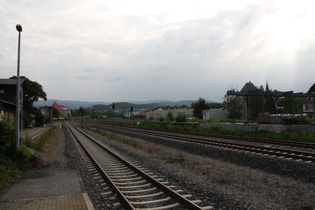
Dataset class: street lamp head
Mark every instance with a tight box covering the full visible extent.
[16,24,22,32]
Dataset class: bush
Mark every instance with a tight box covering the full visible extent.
[0,118,37,192]
[0,118,15,156]
[175,112,187,122]
[14,145,33,170]
[166,111,174,122]
[0,164,21,192]
[297,116,310,124]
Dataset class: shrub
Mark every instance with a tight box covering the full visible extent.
[297,116,310,124]
[14,145,33,170]
[0,118,15,156]
[175,112,187,122]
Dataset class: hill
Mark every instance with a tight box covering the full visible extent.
[34,99,110,110]
[34,99,215,110]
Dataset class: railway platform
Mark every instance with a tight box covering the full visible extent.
[0,123,94,210]
[0,169,94,210]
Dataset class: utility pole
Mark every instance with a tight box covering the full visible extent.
[15,24,22,149]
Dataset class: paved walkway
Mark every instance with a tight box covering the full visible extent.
[0,194,90,210]
[0,169,94,210]
[20,123,59,139]
[0,123,94,210]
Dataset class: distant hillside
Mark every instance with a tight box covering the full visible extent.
[34,99,110,110]
[34,99,215,110]
[89,102,161,112]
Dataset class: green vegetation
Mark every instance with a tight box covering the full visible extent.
[0,119,30,192]
[191,98,209,119]
[86,118,315,143]
[166,111,174,122]
[0,118,55,193]
[175,112,187,122]
[24,127,56,151]
[10,76,47,127]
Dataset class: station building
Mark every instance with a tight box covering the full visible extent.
[52,101,71,120]
[0,78,26,128]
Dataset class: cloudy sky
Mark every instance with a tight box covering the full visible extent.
[1,0,315,103]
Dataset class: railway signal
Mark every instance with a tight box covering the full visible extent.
[79,107,83,116]
[79,107,83,128]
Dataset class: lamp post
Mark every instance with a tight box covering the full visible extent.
[15,24,22,149]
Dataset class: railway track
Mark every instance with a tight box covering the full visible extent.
[84,123,315,163]
[66,123,212,210]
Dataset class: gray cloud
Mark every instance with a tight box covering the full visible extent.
[1,1,315,102]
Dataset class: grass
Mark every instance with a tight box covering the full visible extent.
[84,118,315,143]
[23,127,56,151]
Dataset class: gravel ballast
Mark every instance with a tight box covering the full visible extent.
[63,124,315,209]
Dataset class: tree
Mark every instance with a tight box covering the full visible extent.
[208,103,223,109]
[248,96,261,121]
[175,112,187,122]
[165,111,174,122]
[223,93,243,119]
[277,97,302,114]
[10,76,47,126]
[10,76,47,110]
[191,98,210,119]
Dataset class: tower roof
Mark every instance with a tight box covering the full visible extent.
[307,83,315,93]
[240,81,258,92]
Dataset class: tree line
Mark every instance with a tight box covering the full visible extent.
[0,76,306,125]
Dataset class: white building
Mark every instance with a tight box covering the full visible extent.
[203,109,228,120]
[146,108,193,120]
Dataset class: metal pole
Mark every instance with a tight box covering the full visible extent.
[15,24,22,150]
[261,93,265,123]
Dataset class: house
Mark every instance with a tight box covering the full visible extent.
[146,108,193,120]
[240,81,259,121]
[51,101,71,120]
[203,108,228,120]
[303,83,315,116]
[124,109,143,118]
[0,79,26,128]
[135,107,159,118]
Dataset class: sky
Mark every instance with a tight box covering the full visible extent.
[1,0,315,103]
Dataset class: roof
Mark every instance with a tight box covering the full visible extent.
[240,81,258,92]
[0,79,25,85]
[307,83,315,93]
[52,102,71,111]
[0,99,16,106]
[136,107,159,116]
